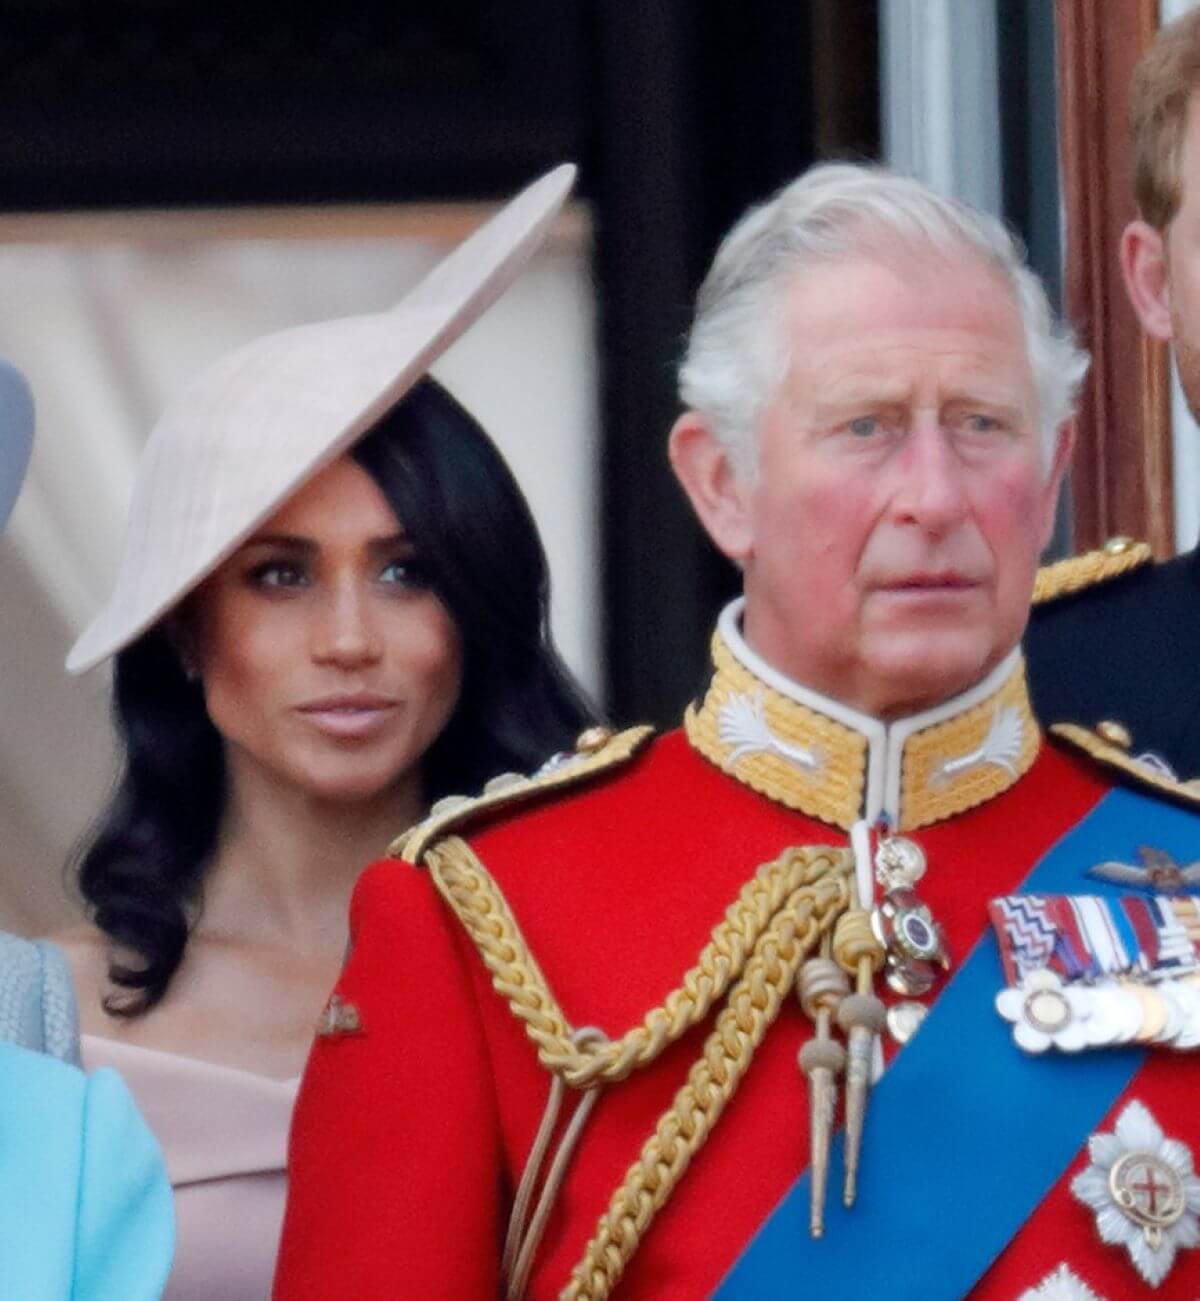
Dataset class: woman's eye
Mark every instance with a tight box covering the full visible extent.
[250,561,307,589]
[379,557,428,588]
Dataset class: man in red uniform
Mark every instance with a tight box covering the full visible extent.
[276,165,1200,1300]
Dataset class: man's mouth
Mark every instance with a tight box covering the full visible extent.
[878,572,981,591]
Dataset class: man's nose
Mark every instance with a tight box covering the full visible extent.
[888,416,971,536]
[311,582,382,668]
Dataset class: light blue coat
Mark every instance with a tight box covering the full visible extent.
[0,1041,174,1299]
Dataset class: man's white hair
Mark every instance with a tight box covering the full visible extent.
[678,163,1089,476]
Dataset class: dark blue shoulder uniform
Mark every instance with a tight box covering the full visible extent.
[1025,538,1200,778]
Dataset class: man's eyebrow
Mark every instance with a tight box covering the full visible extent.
[810,378,912,408]
[940,382,1029,410]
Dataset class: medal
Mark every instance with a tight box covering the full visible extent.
[1084,982,1143,1047]
[871,831,951,996]
[1071,1100,1200,1287]
[995,969,1097,1052]
[874,835,927,886]
[885,1000,927,1045]
[990,892,1200,1052]
[1167,976,1200,1049]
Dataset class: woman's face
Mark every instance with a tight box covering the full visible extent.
[188,455,463,804]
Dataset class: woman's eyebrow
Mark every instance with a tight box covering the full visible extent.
[367,532,411,553]
[238,530,411,556]
[238,534,317,553]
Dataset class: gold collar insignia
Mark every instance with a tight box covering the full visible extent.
[684,601,1039,832]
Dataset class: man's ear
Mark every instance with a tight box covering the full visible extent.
[1120,219,1173,340]
[667,411,755,562]
[1038,419,1076,552]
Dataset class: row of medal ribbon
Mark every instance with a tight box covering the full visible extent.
[990,893,1200,1053]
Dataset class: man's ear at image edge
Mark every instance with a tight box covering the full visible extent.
[1121,219,1174,341]
[668,411,755,562]
[1039,419,1076,553]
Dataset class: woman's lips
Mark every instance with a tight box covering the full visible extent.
[295,695,399,740]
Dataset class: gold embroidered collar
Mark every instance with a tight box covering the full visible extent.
[684,600,1039,832]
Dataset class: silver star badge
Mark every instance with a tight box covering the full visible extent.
[1071,1100,1200,1287]
[1017,1263,1102,1301]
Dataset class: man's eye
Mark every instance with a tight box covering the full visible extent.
[961,412,1003,433]
[251,562,307,589]
[848,416,881,438]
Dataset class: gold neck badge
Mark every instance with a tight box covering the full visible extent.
[684,601,1039,833]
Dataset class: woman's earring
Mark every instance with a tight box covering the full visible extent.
[167,614,202,684]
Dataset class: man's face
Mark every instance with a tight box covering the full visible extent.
[733,253,1062,718]
[1165,94,1200,414]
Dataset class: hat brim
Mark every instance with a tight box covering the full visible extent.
[67,163,576,674]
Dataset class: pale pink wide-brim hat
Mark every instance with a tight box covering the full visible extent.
[67,164,576,674]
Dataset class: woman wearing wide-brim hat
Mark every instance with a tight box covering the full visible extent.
[0,358,175,1300]
[34,165,594,1298]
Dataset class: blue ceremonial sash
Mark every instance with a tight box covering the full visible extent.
[717,787,1200,1300]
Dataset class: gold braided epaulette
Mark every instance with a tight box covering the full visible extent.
[391,724,656,865]
[1032,536,1152,605]
[1049,721,1200,810]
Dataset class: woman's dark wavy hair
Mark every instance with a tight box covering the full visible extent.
[75,377,596,1015]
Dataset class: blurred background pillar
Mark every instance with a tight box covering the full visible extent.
[1056,0,1174,556]
[881,0,1002,216]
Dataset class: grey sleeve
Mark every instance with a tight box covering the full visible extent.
[0,932,81,1065]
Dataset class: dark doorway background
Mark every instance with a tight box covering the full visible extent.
[0,0,881,728]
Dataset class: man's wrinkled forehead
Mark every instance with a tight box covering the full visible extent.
[802,365,1034,420]
[776,249,1034,383]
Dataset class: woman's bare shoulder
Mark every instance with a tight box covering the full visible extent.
[50,921,104,957]
[48,924,109,1001]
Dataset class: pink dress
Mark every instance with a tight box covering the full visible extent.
[80,1035,298,1299]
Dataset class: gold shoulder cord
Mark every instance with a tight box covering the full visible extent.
[425,833,853,1299]
[1050,723,1200,808]
[1032,537,1152,606]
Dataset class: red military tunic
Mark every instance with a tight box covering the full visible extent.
[276,613,1200,1300]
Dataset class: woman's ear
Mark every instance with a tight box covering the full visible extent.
[164,611,202,683]
[1121,219,1173,340]
[667,412,755,562]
